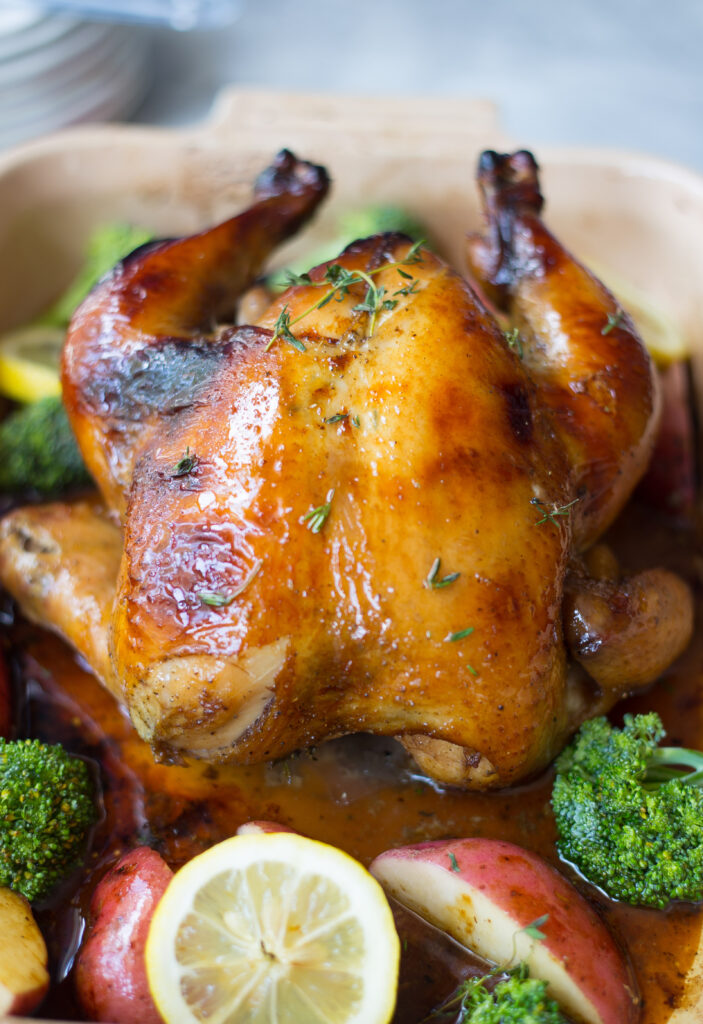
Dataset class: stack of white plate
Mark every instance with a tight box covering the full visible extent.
[0,4,151,149]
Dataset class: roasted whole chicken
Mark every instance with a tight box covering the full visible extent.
[0,149,693,787]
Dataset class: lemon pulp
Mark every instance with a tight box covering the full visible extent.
[146,833,399,1024]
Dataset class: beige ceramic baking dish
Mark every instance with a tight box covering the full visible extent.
[1,88,702,1023]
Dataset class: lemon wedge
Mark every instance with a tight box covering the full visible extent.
[586,258,688,366]
[145,832,400,1024]
[0,324,64,403]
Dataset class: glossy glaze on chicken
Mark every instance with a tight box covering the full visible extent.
[0,148,693,788]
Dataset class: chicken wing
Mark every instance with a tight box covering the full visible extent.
[0,149,692,789]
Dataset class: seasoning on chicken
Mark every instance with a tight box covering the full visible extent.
[0,149,692,788]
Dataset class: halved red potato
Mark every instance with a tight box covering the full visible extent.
[370,838,637,1024]
[0,887,49,1016]
[75,846,172,1023]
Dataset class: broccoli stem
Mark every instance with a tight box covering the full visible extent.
[645,747,703,788]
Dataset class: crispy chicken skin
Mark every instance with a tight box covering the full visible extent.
[62,149,330,518]
[0,149,693,788]
[467,150,661,549]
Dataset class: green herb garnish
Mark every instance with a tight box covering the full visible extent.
[446,627,475,643]
[531,496,579,526]
[198,559,263,607]
[601,309,625,335]
[504,326,523,358]
[425,557,461,590]
[266,241,424,351]
[171,446,197,478]
[303,489,335,534]
[520,914,549,941]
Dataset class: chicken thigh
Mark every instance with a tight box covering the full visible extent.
[0,149,692,788]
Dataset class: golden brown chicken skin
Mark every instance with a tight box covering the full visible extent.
[0,148,691,790]
[111,235,575,784]
[62,150,330,518]
[467,150,660,549]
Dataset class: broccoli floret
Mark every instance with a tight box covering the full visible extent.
[336,204,429,244]
[39,221,153,329]
[428,964,566,1023]
[0,395,91,496]
[0,738,97,903]
[552,713,703,908]
[268,203,431,292]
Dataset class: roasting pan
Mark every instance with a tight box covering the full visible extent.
[0,87,702,1024]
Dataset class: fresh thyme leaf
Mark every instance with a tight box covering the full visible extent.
[199,591,234,607]
[198,559,263,607]
[425,557,461,589]
[466,664,478,677]
[446,627,475,643]
[393,278,420,298]
[403,239,425,264]
[269,243,426,352]
[170,446,197,477]
[504,326,523,358]
[352,285,378,315]
[601,309,625,335]
[284,269,313,287]
[448,851,460,873]
[325,413,348,424]
[531,496,580,526]
[520,913,549,941]
[266,306,307,353]
[397,268,412,279]
[352,415,361,427]
[303,489,335,534]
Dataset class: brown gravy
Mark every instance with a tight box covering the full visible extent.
[9,499,703,1024]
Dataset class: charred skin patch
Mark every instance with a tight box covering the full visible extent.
[500,380,533,443]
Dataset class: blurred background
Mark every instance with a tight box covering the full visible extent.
[0,0,702,169]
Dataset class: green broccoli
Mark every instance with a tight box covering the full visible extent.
[425,964,566,1023]
[0,395,92,495]
[268,203,431,292]
[0,738,97,903]
[552,713,703,908]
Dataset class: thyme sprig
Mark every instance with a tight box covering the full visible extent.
[425,557,461,589]
[446,627,474,643]
[303,489,335,534]
[504,327,523,358]
[198,559,263,608]
[266,240,424,351]
[531,496,579,526]
[520,913,549,941]
[601,309,625,335]
[170,446,197,477]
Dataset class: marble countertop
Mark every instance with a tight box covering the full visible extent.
[133,0,703,174]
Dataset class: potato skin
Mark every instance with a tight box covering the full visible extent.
[75,847,172,1024]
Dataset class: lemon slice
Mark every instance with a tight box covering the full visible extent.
[586,258,688,366]
[145,832,400,1024]
[0,324,64,403]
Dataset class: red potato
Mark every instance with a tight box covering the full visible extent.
[0,887,49,1016]
[370,838,637,1024]
[75,847,173,1024]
